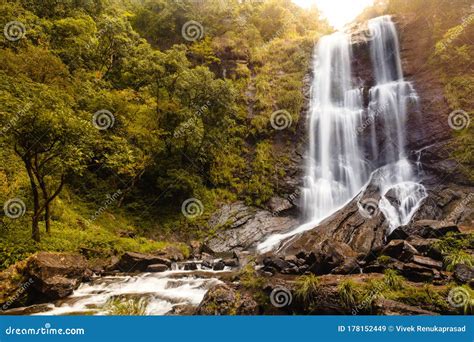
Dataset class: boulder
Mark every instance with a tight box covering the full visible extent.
[410,255,443,270]
[405,236,442,260]
[25,252,87,301]
[397,220,460,239]
[402,263,435,282]
[266,196,293,214]
[183,262,198,271]
[283,178,388,261]
[303,239,360,275]
[223,259,238,267]
[212,260,226,271]
[372,298,438,315]
[381,240,419,262]
[195,284,259,315]
[114,252,171,272]
[453,264,474,284]
[205,202,298,253]
[145,264,168,273]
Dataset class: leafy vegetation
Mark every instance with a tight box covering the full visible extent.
[105,297,149,315]
[0,0,329,268]
[294,274,319,305]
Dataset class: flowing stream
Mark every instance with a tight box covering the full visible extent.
[258,16,426,253]
[4,264,228,316]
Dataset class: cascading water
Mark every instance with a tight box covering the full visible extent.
[258,15,426,253]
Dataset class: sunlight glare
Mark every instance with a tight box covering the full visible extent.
[292,0,375,29]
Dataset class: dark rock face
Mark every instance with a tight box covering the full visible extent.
[372,298,438,315]
[282,178,388,262]
[212,260,226,271]
[25,252,87,301]
[391,220,460,239]
[206,201,299,253]
[453,264,474,284]
[114,252,171,272]
[381,240,419,262]
[145,264,168,273]
[195,283,259,315]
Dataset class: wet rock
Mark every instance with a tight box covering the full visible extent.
[305,239,360,275]
[402,262,435,282]
[212,260,226,271]
[410,255,443,270]
[115,252,171,272]
[195,284,259,315]
[263,257,293,273]
[266,196,293,214]
[183,262,198,271]
[405,236,442,260]
[156,246,185,262]
[283,178,388,261]
[381,240,419,262]
[453,264,474,284]
[223,259,238,267]
[25,252,87,301]
[372,298,438,315]
[145,264,168,273]
[397,220,460,239]
[233,251,252,268]
[205,201,298,253]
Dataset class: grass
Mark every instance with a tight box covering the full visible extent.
[443,250,474,271]
[0,195,190,270]
[383,269,405,291]
[105,297,148,315]
[338,280,359,308]
[294,274,320,304]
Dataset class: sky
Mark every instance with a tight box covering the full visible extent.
[292,0,375,29]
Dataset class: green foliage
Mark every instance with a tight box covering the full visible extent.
[377,255,392,265]
[383,269,405,291]
[294,274,319,304]
[0,0,330,263]
[338,280,360,308]
[105,297,148,316]
[239,264,265,290]
[443,250,474,272]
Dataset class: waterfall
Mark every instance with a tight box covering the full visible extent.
[258,15,426,253]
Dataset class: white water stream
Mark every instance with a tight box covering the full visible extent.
[258,16,426,253]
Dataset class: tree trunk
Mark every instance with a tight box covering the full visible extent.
[24,159,41,242]
[44,204,50,233]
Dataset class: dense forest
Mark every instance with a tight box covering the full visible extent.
[0,0,330,267]
[0,0,472,317]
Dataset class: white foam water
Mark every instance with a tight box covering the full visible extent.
[258,15,426,252]
[29,270,222,316]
